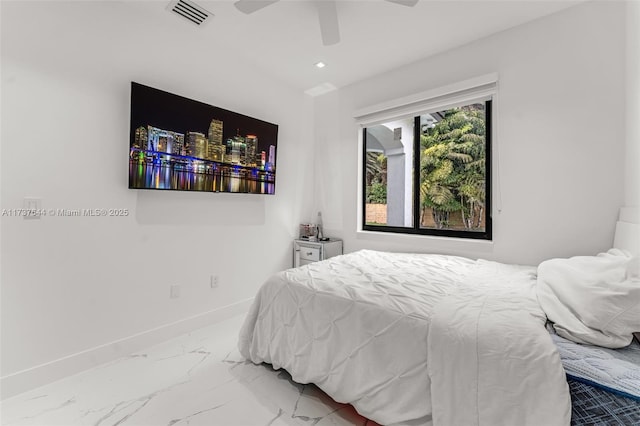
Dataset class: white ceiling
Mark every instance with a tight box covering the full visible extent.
[5,0,584,95]
[185,0,583,94]
[170,0,585,94]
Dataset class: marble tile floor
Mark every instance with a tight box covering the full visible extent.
[1,314,379,426]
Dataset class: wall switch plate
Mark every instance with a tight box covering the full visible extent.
[170,284,181,299]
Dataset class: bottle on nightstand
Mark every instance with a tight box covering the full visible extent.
[316,212,330,241]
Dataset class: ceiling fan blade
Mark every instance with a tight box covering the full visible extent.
[316,0,340,46]
[234,0,279,14]
[385,0,419,6]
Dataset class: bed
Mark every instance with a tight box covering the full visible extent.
[238,212,639,426]
[542,211,640,425]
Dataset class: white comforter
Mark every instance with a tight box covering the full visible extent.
[238,250,570,426]
[537,249,640,348]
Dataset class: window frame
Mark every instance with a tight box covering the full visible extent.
[361,100,493,241]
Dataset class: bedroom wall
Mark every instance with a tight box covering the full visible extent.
[0,1,314,397]
[314,0,627,265]
[627,0,640,213]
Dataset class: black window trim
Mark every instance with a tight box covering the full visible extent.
[361,99,493,241]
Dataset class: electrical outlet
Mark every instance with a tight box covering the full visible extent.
[210,275,219,289]
[170,284,181,299]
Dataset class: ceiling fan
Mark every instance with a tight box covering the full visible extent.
[233,0,419,46]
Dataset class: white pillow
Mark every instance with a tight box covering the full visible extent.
[537,249,640,348]
[614,221,640,256]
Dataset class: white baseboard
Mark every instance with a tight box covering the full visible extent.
[0,298,253,401]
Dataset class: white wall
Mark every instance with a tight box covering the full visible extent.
[627,0,640,213]
[0,1,314,397]
[314,1,627,265]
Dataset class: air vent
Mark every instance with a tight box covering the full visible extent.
[168,0,212,26]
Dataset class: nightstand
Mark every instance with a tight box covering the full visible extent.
[293,238,343,268]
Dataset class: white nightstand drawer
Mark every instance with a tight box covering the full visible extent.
[293,238,342,268]
[299,247,320,261]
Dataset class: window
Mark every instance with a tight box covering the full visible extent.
[362,100,492,240]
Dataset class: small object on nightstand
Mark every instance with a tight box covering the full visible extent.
[293,238,343,268]
[316,212,324,240]
[299,223,318,240]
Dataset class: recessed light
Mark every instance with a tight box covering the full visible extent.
[315,61,326,69]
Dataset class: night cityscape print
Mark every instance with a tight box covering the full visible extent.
[129,83,278,194]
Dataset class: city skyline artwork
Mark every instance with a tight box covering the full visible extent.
[129,82,279,194]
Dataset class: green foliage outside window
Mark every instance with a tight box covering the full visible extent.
[420,105,486,230]
[366,182,387,204]
[365,152,387,204]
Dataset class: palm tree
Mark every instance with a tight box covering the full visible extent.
[420,105,486,230]
[365,151,387,204]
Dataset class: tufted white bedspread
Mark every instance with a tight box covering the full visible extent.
[238,250,570,426]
